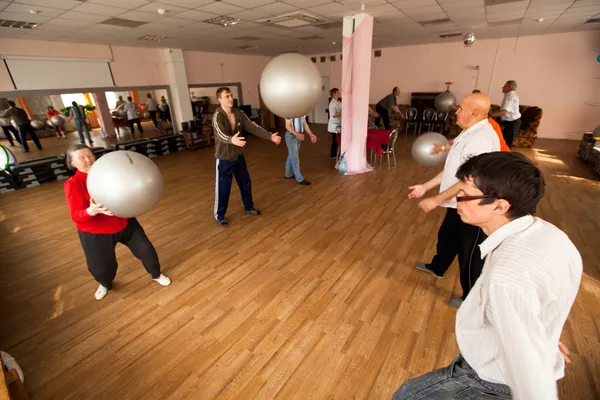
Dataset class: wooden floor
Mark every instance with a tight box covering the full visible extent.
[0,127,598,400]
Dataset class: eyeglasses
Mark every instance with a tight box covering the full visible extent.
[456,194,497,203]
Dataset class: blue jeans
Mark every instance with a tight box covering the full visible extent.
[392,355,512,399]
[74,118,92,145]
[285,131,303,182]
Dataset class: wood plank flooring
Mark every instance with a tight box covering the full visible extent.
[0,128,598,399]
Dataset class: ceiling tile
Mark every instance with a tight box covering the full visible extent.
[251,2,297,17]
[339,0,388,8]
[11,0,80,10]
[0,11,51,23]
[58,11,108,22]
[159,0,214,6]
[174,9,217,21]
[440,0,485,11]
[135,2,188,14]
[306,3,347,16]
[223,0,278,8]
[228,9,267,21]
[391,0,439,10]
[45,17,92,28]
[4,2,66,17]
[71,3,130,17]
[402,5,445,16]
[196,2,244,15]
[87,0,149,7]
[117,10,163,22]
[0,26,28,38]
[34,23,83,32]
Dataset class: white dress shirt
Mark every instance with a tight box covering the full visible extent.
[439,118,500,208]
[500,90,521,121]
[327,99,341,133]
[123,102,138,120]
[456,215,582,400]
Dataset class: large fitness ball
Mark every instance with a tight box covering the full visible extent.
[259,53,321,119]
[412,132,450,168]
[434,91,456,113]
[51,115,66,127]
[87,151,163,218]
[30,120,44,130]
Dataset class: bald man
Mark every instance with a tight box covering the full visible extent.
[408,93,500,309]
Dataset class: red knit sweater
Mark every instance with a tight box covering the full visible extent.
[64,170,128,234]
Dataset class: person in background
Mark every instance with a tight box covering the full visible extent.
[327,88,341,159]
[375,87,404,130]
[490,80,521,148]
[408,93,500,309]
[145,93,159,129]
[284,114,317,186]
[70,101,93,146]
[0,100,43,153]
[121,96,143,136]
[64,144,171,301]
[212,87,281,227]
[393,151,581,400]
[158,98,171,124]
[115,96,125,109]
[0,118,21,147]
[47,106,67,139]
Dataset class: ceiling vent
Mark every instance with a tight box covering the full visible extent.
[439,33,463,38]
[203,16,242,26]
[233,36,262,41]
[258,11,325,28]
[300,35,324,41]
[0,20,38,29]
[484,0,523,5]
[585,17,600,24]
[419,18,452,26]
[237,45,257,50]
[488,18,522,27]
[100,18,147,28]
[138,35,167,41]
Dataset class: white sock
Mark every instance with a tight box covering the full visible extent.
[95,285,108,300]
[153,274,171,287]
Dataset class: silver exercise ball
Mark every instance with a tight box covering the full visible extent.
[412,132,450,168]
[593,125,600,138]
[87,150,163,218]
[435,91,456,112]
[46,119,54,128]
[0,117,10,126]
[30,120,44,130]
[51,115,66,127]
[259,52,321,119]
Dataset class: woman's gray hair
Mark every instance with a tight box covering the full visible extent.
[65,143,92,170]
[506,80,517,90]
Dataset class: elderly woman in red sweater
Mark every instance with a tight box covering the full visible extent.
[64,144,171,300]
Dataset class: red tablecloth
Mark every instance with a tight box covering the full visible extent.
[336,129,391,156]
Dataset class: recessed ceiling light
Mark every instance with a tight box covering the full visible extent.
[535,18,544,23]
[203,16,242,27]
[29,9,41,15]
[157,9,167,15]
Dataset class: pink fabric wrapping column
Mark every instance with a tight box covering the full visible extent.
[340,14,374,175]
[92,92,116,138]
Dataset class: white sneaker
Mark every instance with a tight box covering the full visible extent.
[95,285,108,300]
[153,274,171,286]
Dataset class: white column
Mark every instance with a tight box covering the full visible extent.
[163,48,193,131]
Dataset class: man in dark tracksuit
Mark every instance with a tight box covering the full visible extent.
[212,87,281,227]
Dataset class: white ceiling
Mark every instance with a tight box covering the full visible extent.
[0,0,598,56]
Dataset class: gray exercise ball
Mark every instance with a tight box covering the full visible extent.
[51,115,66,127]
[593,125,600,138]
[46,119,54,128]
[259,52,321,119]
[412,132,450,168]
[435,91,456,113]
[87,150,163,218]
[30,120,44,130]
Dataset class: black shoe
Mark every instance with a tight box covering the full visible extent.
[285,175,295,179]
[298,180,311,186]
[245,208,262,216]
[217,218,229,227]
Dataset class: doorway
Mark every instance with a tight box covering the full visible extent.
[312,76,330,124]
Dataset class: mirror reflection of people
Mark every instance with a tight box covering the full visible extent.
[145,93,159,129]
[69,101,93,146]
[64,144,171,301]
[47,106,66,139]
[0,100,43,152]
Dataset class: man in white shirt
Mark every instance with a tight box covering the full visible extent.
[327,88,341,159]
[121,96,143,136]
[408,93,500,309]
[490,80,521,148]
[284,115,317,186]
[145,93,159,129]
[393,151,582,400]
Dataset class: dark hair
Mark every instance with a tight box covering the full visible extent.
[127,96,132,101]
[392,86,399,93]
[216,87,231,98]
[65,144,93,170]
[72,101,78,107]
[330,88,339,97]
[8,100,15,107]
[48,105,54,109]
[472,89,481,93]
[456,152,545,219]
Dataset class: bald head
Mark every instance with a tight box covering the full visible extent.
[455,93,491,130]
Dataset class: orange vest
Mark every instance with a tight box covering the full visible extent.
[488,117,510,152]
